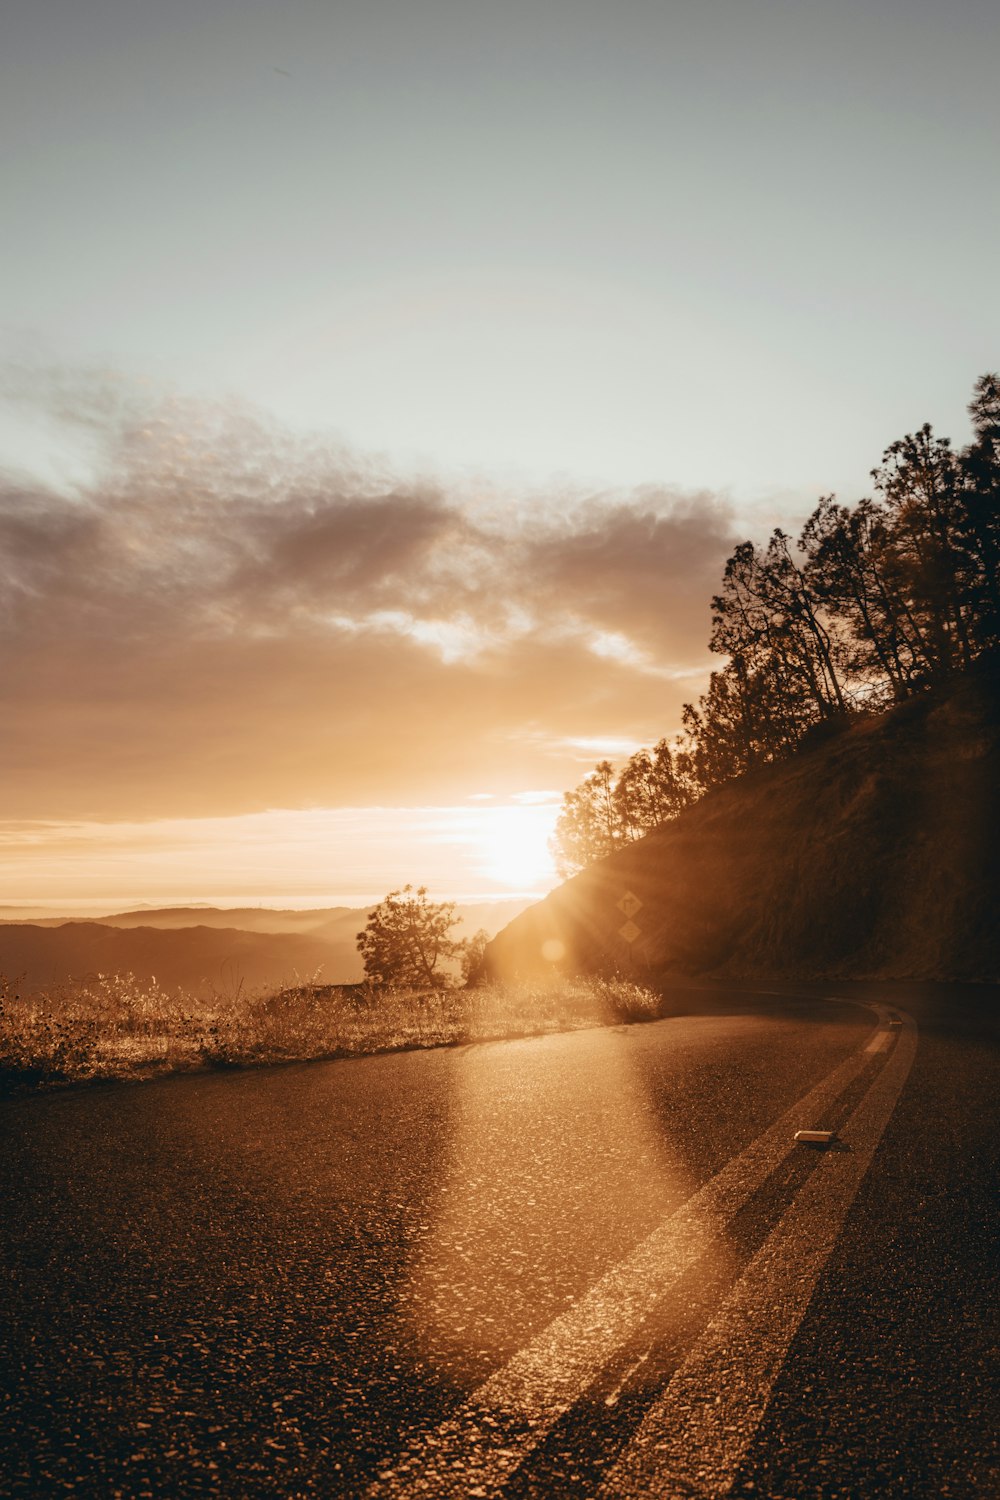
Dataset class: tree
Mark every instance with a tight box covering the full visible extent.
[550,760,621,875]
[870,423,973,674]
[356,886,463,988]
[710,531,846,732]
[801,494,920,700]
[550,742,694,875]
[614,740,693,835]
[461,928,490,987]
[550,375,1000,874]
[960,372,1000,649]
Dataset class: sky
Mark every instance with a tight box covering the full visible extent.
[1,0,997,909]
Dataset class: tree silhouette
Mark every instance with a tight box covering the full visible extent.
[551,742,694,874]
[356,886,463,988]
[550,373,1000,874]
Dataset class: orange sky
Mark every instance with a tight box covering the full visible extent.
[0,803,566,915]
[0,376,731,907]
[3,2,995,909]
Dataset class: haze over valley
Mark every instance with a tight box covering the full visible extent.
[0,900,530,996]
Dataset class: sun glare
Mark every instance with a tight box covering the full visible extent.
[478,805,558,891]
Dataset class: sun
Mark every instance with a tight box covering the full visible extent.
[478,804,559,891]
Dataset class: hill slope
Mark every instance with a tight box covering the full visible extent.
[488,661,1000,984]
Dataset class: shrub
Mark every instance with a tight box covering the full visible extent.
[590,976,662,1022]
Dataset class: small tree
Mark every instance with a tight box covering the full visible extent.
[356,885,463,988]
[461,928,490,987]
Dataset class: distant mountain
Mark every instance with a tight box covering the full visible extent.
[1,900,532,997]
[488,662,1000,984]
[0,922,360,997]
[15,905,363,934]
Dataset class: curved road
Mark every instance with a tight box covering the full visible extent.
[1,987,996,1497]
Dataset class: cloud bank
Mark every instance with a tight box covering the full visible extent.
[0,367,735,820]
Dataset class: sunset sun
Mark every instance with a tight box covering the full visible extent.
[2,2,996,1495]
[477,805,559,891]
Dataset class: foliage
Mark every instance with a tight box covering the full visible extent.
[0,970,204,1085]
[589,975,662,1022]
[0,970,664,1091]
[461,928,490,987]
[356,885,464,988]
[551,741,696,875]
[551,373,1000,875]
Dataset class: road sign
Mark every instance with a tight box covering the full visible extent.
[617,891,643,918]
[618,919,642,944]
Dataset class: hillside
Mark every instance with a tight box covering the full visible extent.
[0,901,530,997]
[488,661,1000,984]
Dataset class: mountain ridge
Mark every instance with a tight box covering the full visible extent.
[1,901,531,996]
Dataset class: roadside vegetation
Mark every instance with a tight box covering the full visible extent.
[0,878,661,1093]
[0,968,662,1094]
[553,373,1000,872]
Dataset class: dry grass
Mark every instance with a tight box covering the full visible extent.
[0,969,663,1093]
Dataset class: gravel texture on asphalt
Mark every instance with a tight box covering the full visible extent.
[1,990,994,1498]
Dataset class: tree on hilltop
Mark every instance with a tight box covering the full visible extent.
[551,741,694,875]
[356,885,463,988]
[549,373,1000,876]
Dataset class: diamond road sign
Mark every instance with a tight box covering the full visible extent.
[617,891,643,918]
[619,919,642,944]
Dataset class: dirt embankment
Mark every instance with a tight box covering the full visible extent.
[488,660,1000,984]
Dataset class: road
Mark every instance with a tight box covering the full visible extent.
[1,987,996,1497]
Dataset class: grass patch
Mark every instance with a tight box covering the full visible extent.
[0,970,664,1093]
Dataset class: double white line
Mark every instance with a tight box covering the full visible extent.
[370,1003,917,1498]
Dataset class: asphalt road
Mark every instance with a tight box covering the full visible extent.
[1,987,996,1498]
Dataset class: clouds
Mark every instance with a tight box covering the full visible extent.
[0,369,735,819]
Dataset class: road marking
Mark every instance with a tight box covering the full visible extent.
[367,1003,905,1498]
[604,1349,653,1408]
[865,1030,891,1054]
[597,1014,918,1498]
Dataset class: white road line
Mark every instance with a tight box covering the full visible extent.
[368,1004,899,1498]
[597,1014,918,1499]
[604,1349,653,1408]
